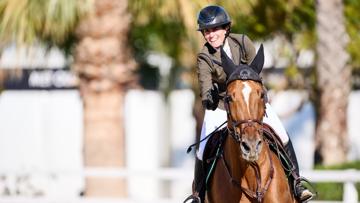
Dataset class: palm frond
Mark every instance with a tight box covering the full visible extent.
[0,0,92,46]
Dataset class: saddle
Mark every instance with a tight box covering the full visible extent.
[202,124,294,188]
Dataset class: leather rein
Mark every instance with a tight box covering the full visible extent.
[222,92,274,203]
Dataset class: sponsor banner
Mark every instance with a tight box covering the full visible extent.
[3,68,78,90]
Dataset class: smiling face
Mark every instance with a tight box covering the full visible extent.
[203,26,228,49]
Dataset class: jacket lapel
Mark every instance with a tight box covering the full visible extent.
[213,49,221,62]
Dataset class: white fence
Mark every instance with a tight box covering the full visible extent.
[0,168,359,203]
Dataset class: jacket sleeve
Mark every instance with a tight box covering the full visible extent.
[197,53,214,101]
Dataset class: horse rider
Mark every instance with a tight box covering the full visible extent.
[184,5,315,203]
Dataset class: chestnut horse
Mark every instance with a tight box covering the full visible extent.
[206,45,297,203]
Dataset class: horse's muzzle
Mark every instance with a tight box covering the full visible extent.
[240,138,263,162]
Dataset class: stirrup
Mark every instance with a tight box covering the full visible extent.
[183,194,201,203]
[299,189,315,202]
[295,177,317,202]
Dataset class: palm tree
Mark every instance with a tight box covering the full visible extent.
[0,0,135,196]
[74,0,136,196]
[315,0,350,165]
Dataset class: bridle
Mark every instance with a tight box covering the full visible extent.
[222,81,274,203]
[223,88,265,144]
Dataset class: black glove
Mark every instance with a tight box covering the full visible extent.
[202,83,219,110]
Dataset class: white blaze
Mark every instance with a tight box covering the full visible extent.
[242,82,252,113]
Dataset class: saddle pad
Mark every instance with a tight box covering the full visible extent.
[203,128,227,163]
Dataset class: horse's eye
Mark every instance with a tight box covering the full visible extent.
[225,95,233,103]
[260,92,265,98]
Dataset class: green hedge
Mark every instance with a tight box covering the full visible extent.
[312,161,360,200]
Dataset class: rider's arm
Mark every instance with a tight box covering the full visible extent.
[197,54,219,110]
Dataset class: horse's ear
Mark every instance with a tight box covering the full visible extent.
[250,44,264,74]
[220,47,236,77]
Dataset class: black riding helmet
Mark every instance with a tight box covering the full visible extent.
[197,5,231,31]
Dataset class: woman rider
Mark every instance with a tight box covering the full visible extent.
[185,5,314,203]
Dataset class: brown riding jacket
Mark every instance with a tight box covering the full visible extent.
[197,33,256,109]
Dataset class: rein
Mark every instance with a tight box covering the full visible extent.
[186,120,227,154]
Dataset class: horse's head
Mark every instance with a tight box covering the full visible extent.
[222,45,266,162]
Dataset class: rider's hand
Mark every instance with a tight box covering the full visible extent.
[202,83,219,110]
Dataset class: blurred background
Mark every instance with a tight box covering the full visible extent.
[0,0,359,202]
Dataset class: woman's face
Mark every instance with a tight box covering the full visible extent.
[203,26,227,49]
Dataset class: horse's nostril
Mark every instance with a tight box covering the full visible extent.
[256,140,262,151]
[241,142,250,152]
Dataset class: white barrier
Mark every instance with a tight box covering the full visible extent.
[303,170,360,203]
[0,168,359,203]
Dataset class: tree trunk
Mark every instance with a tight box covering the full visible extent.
[74,0,136,196]
[315,0,350,166]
